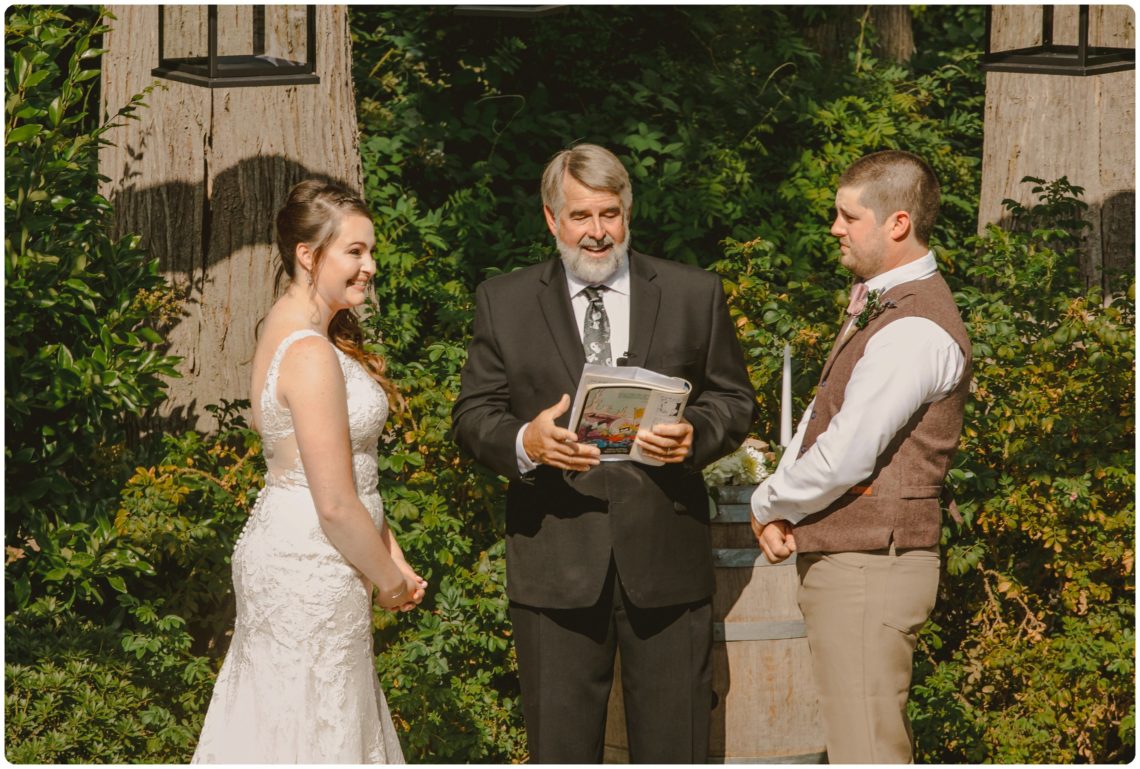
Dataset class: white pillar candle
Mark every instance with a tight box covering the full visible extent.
[780,342,792,447]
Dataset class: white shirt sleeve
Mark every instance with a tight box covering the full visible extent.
[751,317,966,526]
[515,423,538,474]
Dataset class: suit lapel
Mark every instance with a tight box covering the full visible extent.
[538,259,586,385]
[626,251,659,368]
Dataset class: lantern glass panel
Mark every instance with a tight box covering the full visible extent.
[1052,6,1081,46]
[991,5,1135,51]
[214,5,310,65]
[162,5,207,61]
[1085,6,1135,48]
[214,6,252,58]
[989,7,1033,51]
[263,5,310,64]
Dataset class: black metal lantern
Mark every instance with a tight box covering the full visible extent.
[981,4,1135,76]
[152,5,319,88]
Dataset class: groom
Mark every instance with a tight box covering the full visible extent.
[750,150,971,763]
[453,143,755,762]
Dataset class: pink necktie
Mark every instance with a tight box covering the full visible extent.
[845,282,869,317]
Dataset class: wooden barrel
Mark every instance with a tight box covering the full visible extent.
[604,484,827,763]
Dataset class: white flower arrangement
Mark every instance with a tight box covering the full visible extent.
[702,438,771,488]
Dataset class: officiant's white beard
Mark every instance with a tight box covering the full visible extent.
[557,231,630,284]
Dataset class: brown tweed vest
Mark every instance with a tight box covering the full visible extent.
[792,271,972,553]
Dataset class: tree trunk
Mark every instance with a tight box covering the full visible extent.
[98,6,363,432]
[979,5,1135,296]
[802,6,915,65]
[869,6,915,64]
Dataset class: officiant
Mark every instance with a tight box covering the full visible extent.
[452,143,756,763]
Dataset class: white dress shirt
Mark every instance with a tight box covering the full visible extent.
[514,259,632,473]
[751,252,967,526]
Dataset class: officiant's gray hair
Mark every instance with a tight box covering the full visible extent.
[541,144,633,221]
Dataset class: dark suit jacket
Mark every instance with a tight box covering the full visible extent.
[452,250,757,609]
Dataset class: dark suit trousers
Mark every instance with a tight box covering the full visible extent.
[509,561,712,763]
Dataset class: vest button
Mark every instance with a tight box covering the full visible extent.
[809,412,817,420]
[820,380,827,387]
[798,447,807,456]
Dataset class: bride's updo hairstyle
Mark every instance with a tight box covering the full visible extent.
[276,179,402,410]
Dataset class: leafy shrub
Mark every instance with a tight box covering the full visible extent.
[7,402,263,763]
[12,5,1130,764]
[4,6,202,762]
[5,607,209,763]
[368,351,526,761]
[5,5,180,613]
[112,402,265,648]
[910,179,1135,763]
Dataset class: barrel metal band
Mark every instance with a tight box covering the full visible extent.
[713,751,828,764]
[711,503,754,522]
[714,619,806,641]
[711,484,757,505]
[712,548,796,568]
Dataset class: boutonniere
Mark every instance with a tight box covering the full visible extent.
[853,289,896,329]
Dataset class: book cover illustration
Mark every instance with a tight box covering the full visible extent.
[575,386,654,455]
[567,364,691,465]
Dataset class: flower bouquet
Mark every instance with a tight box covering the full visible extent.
[702,437,771,489]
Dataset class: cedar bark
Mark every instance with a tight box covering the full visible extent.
[98,6,363,430]
[979,5,1135,295]
[802,6,915,65]
[868,6,915,64]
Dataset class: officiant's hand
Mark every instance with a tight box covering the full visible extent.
[752,517,796,564]
[635,419,694,464]
[523,394,601,472]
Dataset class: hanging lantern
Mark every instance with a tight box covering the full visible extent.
[981,4,1135,76]
[152,5,319,88]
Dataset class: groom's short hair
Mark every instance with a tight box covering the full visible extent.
[839,150,940,245]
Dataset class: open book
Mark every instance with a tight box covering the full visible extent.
[567,363,692,466]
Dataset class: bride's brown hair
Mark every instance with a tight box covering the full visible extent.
[275,179,402,411]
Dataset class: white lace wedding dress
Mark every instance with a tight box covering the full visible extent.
[192,329,404,763]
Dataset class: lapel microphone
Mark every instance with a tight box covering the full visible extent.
[616,351,634,367]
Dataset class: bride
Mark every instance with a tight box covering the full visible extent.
[193,180,427,763]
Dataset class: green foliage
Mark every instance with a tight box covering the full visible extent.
[348,6,991,762]
[7,403,262,763]
[10,5,1131,765]
[6,607,209,763]
[4,6,202,763]
[113,402,265,646]
[910,179,1135,763]
[5,5,180,611]
[369,353,526,761]
[711,28,983,441]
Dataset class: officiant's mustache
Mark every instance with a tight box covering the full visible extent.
[579,234,616,248]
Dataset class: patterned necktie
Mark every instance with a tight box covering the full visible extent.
[582,285,612,366]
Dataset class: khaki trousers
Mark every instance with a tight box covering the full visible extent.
[796,545,940,764]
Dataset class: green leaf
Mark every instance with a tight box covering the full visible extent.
[6,123,43,144]
[47,95,63,127]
